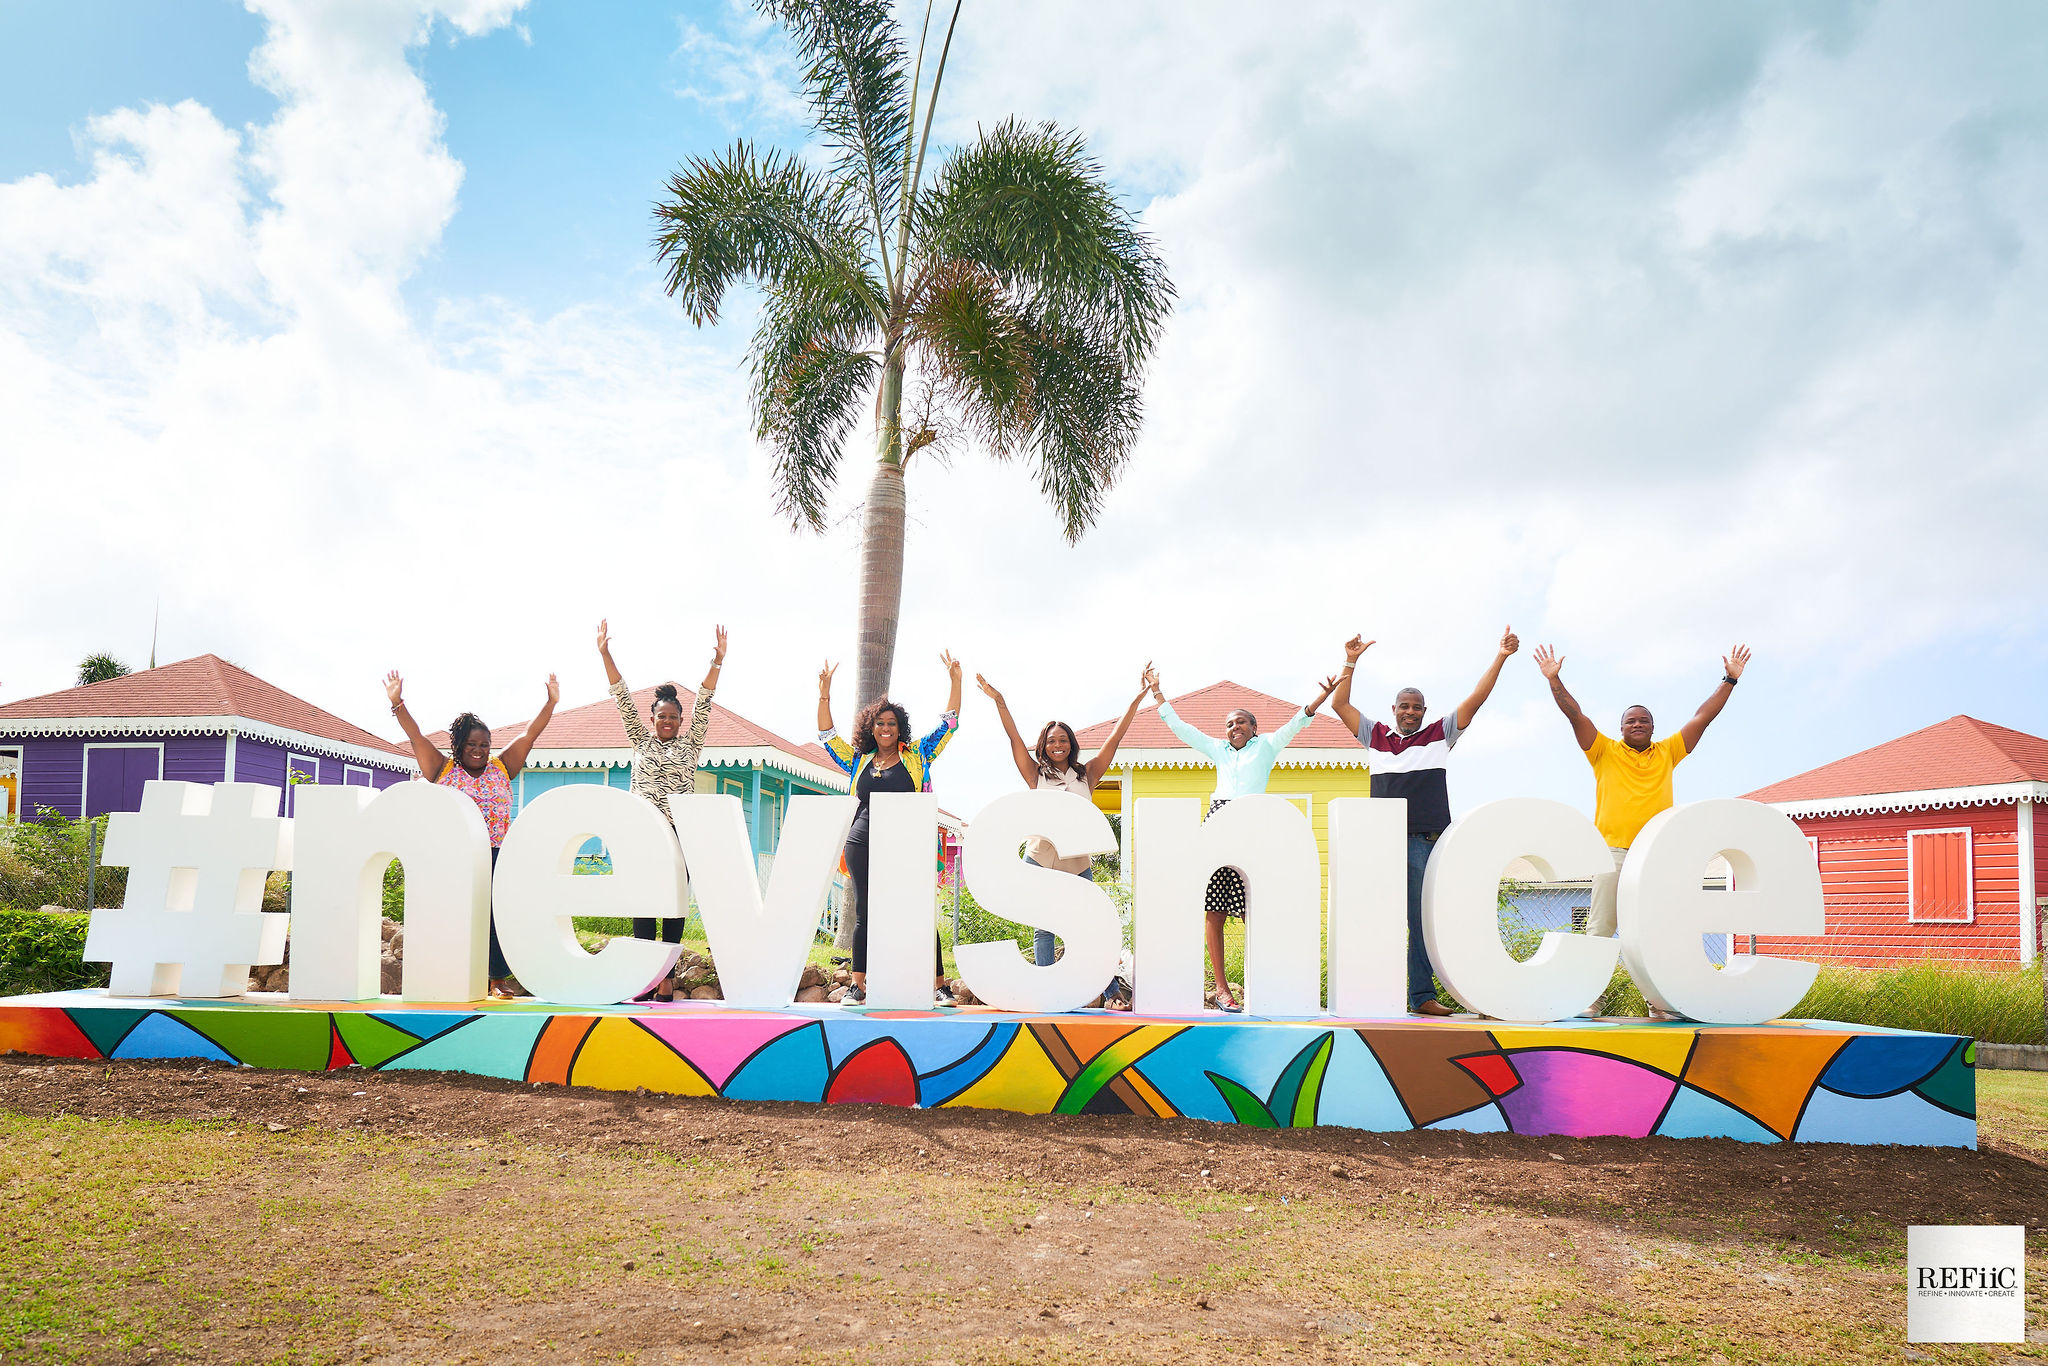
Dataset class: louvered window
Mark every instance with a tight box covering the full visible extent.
[1907,827,1972,924]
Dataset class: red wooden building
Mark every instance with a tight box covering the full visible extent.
[1741,715,2046,968]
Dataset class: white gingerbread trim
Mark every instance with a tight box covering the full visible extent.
[510,744,850,792]
[1766,780,2048,818]
[1100,746,1370,771]
[0,714,410,771]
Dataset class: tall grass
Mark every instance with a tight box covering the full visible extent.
[1788,958,2045,1044]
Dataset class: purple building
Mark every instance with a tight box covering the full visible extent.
[0,654,410,822]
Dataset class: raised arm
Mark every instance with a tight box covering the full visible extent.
[383,671,449,781]
[1084,664,1155,788]
[599,620,650,747]
[1329,635,1372,736]
[976,674,1039,786]
[816,660,838,736]
[1264,675,1337,755]
[698,625,726,699]
[1150,671,1224,761]
[1679,645,1749,753]
[1533,645,1597,751]
[940,650,964,716]
[498,674,560,777]
[1455,625,1521,730]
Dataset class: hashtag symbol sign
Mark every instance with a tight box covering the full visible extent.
[83,781,294,998]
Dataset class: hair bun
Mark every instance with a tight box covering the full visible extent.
[653,682,680,704]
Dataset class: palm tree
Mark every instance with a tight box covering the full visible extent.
[76,653,131,687]
[654,0,1174,705]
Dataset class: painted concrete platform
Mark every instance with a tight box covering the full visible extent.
[0,992,1976,1146]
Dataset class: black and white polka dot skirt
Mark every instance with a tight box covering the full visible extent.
[1204,798,1247,919]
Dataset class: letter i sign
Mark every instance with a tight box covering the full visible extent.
[83,781,293,998]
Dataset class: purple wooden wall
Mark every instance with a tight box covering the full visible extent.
[0,730,409,819]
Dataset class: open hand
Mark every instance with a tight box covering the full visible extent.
[1723,644,1750,680]
[974,673,1003,705]
[596,619,610,655]
[382,671,404,707]
[1499,625,1520,658]
[712,625,728,665]
[1138,662,1157,698]
[1147,669,1167,703]
[1344,634,1374,665]
[1533,644,1565,680]
[544,673,560,706]
[818,660,837,698]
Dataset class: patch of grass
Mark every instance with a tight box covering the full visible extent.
[1792,959,2046,1044]
[1979,1068,2048,1153]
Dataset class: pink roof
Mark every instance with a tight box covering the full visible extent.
[1075,679,1366,753]
[1744,715,2048,803]
[0,654,407,757]
[428,683,835,772]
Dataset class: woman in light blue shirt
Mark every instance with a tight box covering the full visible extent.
[1146,670,1341,1011]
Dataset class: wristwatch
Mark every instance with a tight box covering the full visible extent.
[1722,674,1739,686]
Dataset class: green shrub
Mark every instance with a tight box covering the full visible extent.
[0,907,108,996]
[942,877,1135,958]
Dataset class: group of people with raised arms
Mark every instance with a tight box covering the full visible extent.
[381,622,1748,1013]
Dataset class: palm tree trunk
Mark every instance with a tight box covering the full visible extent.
[834,360,908,960]
[855,359,908,709]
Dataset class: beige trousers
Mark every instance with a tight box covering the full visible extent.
[1586,845,1630,937]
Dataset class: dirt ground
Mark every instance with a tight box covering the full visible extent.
[3,1056,2045,1365]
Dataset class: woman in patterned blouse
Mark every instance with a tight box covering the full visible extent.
[386,670,560,1000]
[597,619,724,1001]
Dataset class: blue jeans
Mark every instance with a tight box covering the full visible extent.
[1026,856,1094,966]
[1406,832,1441,1008]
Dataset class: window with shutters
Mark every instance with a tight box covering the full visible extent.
[1906,827,1973,924]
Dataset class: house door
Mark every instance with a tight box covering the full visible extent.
[84,745,161,817]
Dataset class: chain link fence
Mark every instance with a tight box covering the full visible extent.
[1502,878,2047,1044]
[0,810,128,912]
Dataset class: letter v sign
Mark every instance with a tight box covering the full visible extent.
[670,793,857,1008]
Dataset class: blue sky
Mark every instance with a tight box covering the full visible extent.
[3,0,2046,820]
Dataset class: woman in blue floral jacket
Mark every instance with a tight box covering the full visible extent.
[818,652,962,1007]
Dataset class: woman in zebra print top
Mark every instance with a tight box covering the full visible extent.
[597,618,725,1000]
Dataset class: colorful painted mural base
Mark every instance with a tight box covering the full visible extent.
[0,992,1975,1147]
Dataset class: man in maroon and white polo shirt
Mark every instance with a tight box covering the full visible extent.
[1331,627,1519,1015]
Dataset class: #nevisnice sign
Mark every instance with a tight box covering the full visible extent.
[85,782,1823,1025]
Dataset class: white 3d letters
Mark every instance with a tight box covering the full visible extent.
[86,781,292,998]
[1422,799,1620,1023]
[1618,799,1823,1024]
[1133,795,1323,1015]
[289,782,493,1003]
[862,793,940,1010]
[1325,797,1409,1018]
[493,785,684,1005]
[671,793,855,1008]
[956,789,1122,1013]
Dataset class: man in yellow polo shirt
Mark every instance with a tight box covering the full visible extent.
[1532,642,1751,944]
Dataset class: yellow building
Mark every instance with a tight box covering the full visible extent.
[1075,680,1371,894]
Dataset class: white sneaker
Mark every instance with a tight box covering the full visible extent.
[839,983,866,1007]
